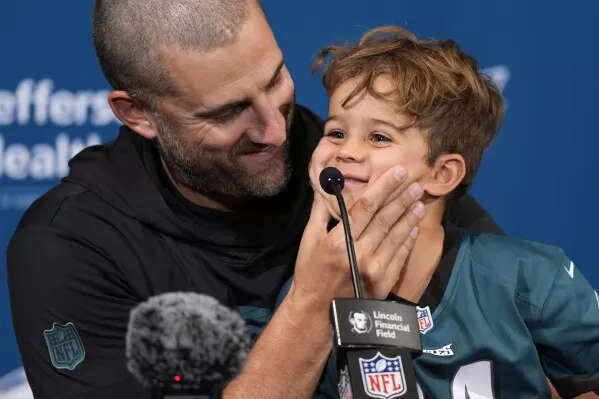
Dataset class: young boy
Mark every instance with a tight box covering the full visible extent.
[277,26,599,398]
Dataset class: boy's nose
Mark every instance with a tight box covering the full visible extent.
[337,139,367,163]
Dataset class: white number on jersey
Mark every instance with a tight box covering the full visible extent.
[451,361,497,398]
[416,360,497,399]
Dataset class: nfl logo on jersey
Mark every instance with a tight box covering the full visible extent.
[416,306,433,334]
[359,352,406,399]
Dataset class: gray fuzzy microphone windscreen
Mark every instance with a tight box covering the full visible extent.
[125,292,251,387]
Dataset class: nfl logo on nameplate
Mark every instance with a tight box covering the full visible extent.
[416,306,433,334]
[359,352,406,399]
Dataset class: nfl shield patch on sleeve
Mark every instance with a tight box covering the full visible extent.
[43,322,85,371]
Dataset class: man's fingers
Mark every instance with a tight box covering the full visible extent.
[356,180,424,253]
[348,166,408,239]
[371,201,424,278]
[379,227,418,297]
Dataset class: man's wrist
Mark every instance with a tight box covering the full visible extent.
[281,282,334,351]
[286,280,334,318]
[223,282,333,399]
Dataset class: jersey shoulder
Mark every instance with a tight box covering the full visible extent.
[461,231,571,309]
[466,230,569,271]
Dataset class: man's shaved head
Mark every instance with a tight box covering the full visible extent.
[92,0,250,107]
[92,0,295,211]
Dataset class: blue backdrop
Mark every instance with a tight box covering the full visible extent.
[1,1,597,396]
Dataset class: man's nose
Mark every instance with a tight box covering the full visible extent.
[245,95,287,146]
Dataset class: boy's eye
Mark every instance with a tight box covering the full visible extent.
[370,133,391,143]
[325,130,345,139]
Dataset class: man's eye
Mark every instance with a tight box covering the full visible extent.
[211,114,234,123]
[325,130,345,139]
[211,112,237,123]
[210,106,246,123]
[267,73,284,91]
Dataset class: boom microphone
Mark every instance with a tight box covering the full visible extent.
[319,166,345,195]
[125,292,251,399]
[319,167,422,399]
[319,166,362,298]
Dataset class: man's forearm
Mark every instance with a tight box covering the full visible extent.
[224,288,332,399]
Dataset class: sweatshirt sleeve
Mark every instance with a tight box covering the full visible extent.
[7,227,149,399]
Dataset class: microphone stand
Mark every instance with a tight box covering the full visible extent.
[320,167,423,399]
[331,180,363,299]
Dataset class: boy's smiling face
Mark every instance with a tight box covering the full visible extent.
[309,75,433,220]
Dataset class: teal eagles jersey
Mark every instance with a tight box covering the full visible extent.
[276,228,599,399]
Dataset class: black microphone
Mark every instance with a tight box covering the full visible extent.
[125,292,251,399]
[319,167,422,399]
[320,167,362,298]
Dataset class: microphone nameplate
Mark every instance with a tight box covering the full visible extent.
[331,298,422,353]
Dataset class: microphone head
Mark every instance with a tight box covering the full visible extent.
[125,292,251,387]
[319,167,344,195]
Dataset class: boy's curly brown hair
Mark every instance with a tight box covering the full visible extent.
[312,26,505,199]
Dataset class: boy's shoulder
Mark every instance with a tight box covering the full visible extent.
[464,230,570,270]
[459,230,573,309]
[464,230,569,271]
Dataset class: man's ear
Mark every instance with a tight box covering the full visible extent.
[423,153,466,197]
[107,91,158,139]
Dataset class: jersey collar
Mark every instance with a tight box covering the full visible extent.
[387,221,464,313]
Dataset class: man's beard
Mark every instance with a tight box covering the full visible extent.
[154,102,295,203]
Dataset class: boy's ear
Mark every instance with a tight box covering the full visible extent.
[423,153,466,197]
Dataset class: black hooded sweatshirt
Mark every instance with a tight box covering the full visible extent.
[6,104,503,399]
